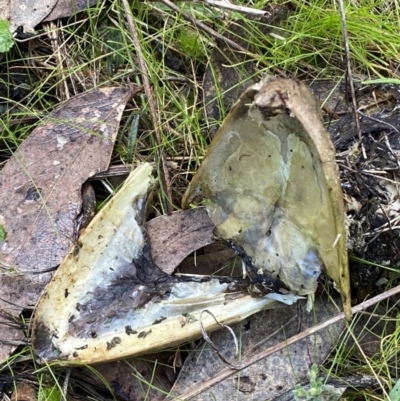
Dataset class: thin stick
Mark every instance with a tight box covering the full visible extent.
[44,21,70,101]
[337,0,365,158]
[357,111,400,134]
[121,0,173,213]
[205,0,268,16]
[175,284,400,400]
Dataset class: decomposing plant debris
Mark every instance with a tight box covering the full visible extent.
[183,76,351,320]
[2,0,400,399]
[32,163,279,365]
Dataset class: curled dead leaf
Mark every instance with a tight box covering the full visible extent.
[147,207,215,274]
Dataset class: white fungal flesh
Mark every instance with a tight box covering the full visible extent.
[32,163,279,365]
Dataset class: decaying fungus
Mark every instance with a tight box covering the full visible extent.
[183,77,351,320]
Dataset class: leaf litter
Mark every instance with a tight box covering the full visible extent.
[4,77,397,400]
[43,0,98,23]
[0,87,131,362]
[0,0,98,35]
[2,1,400,398]
[0,0,57,33]
[29,77,360,401]
[147,207,215,275]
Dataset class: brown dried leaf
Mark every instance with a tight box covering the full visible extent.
[147,208,215,274]
[168,295,345,401]
[0,87,131,271]
[43,0,97,22]
[10,382,37,401]
[0,0,58,33]
[0,87,131,362]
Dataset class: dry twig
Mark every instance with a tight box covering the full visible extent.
[336,0,365,158]
[204,0,268,16]
[175,284,400,400]
[43,21,70,101]
[121,0,173,212]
